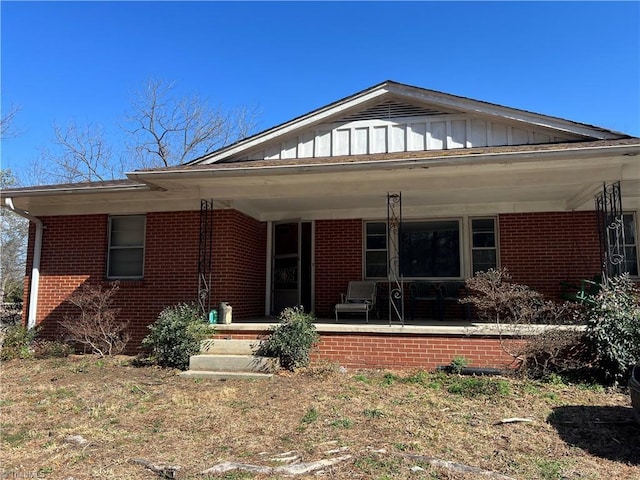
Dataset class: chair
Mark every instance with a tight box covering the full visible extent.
[335,281,377,322]
[439,281,471,321]
[560,274,602,305]
[409,282,439,320]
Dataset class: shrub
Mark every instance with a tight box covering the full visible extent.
[142,302,210,370]
[0,302,23,326]
[59,282,129,357]
[256,306,319,371]
[584,274,640,384]
[31,339,73,359]
[0,325,36,360]
[463,268,587,379]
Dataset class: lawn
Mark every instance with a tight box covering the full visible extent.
[1,356,638,479]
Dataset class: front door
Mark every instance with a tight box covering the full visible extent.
[272,221,312,315]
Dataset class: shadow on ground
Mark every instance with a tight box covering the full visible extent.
[547,405,639,465]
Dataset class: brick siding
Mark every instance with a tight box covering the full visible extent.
[23,210,266,351]
[314,219,363,318]
[498,211,601,299]
[22,209,602,358]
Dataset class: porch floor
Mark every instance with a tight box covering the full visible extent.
[229,316,474,327]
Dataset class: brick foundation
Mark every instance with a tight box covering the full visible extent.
[212,329,515,370]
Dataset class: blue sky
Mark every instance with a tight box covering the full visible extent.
[1,1,639,182]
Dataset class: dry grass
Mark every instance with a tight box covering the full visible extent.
[1,356,638,479]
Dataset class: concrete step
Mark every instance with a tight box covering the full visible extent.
[189,354,279,373]
[200,339,262,355]
[179,370,274,381]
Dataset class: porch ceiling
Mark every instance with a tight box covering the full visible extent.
[5,148,639,219]
[143,154,639,221]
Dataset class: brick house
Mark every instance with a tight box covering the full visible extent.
[3,81,639,369]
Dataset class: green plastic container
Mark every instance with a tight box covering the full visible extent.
[208,309,218,324]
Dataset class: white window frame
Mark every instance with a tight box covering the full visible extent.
[107,214,146,280]
[363,220,388,279]
[469,216,499,276]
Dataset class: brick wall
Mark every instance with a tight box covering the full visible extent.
[23,209,266,351]
[314,219,363,318]
[213,330,514,370]
[499,211,601,298]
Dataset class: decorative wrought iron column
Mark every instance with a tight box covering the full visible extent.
[595,181,626,278]
[198,199,214,317]
[387,193,404,325]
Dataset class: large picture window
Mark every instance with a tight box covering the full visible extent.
[401,220,461,277]
[107,215,145,279]
[364,217,498,279]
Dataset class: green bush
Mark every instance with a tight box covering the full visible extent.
[584,274,640,384]
[0,325,36,360]
[141,303,211,370]
[257,306,319,371]
[32,339,73,359]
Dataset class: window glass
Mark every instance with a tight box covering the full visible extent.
[471,218,497,274]
[364,222,387,278]
[623,213,638,276]
[110,216,145,247]
[108,215,145,279]
[366,251,387,278]
[108,248,144,278]
[400,220,460,277]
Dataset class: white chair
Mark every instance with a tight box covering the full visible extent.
[335,281,377,322]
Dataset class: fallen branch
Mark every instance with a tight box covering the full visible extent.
[200,455,352,475]
[496,417,533,424]
[130,458,181,479]
[400,453,516,480]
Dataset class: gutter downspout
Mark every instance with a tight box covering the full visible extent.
[4,198,43,330]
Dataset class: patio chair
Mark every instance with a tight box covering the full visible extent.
[560,274,602,305]
[439,281,471,321]
[409,282,439,320]
[335,281,377,322]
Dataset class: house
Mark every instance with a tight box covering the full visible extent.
[3,81,639,369]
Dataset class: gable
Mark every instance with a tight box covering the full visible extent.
[192,81,630,165]
[237,99,586,163]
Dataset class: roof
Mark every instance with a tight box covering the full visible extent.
[187,80,633,165]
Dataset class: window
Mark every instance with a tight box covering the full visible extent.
[365,222,387,278]
[107,215,145,279]
[401,220,461,277]
[364,217,499,279]
[623,213,638,276]
[470,218,498,274]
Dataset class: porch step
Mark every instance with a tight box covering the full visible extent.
[200,338,260,355]
[180,338,279,380]
[188,354,279,373]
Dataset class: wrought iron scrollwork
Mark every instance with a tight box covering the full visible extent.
[595,182,626,278]
[387,193,404,325]
[198,199,214,317]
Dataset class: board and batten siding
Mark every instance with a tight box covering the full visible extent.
[241,114,580,162]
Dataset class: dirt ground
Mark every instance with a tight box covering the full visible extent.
[1,356,638,479]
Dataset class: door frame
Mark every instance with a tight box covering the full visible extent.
[265,220,314,316]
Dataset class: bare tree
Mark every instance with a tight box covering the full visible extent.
[0,170,29,303]
[40,122,126,183]
[125,79,260,168]
[0,104,22,140]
